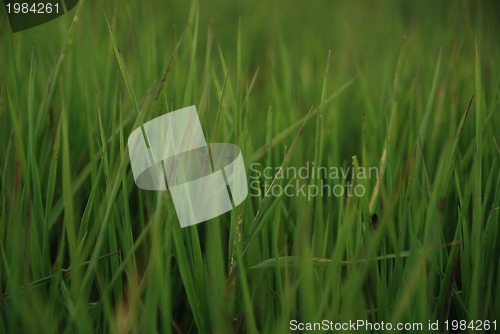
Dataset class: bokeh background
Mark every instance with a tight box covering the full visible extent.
[1,1,499,332]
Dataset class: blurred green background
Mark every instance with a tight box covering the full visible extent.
[0,0,499,333]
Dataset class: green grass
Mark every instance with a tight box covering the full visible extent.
[1,0,499,333]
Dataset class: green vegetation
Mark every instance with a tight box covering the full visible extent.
[0,0,499,332]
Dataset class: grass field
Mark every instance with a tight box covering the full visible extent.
[1,0,499,333]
